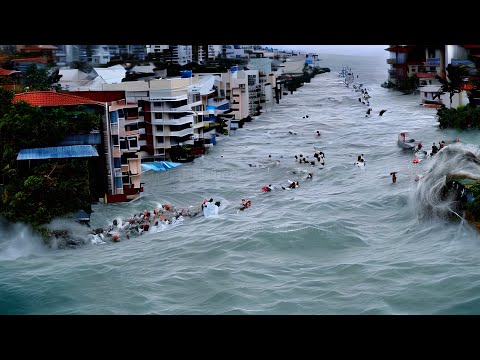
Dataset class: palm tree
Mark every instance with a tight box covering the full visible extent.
[433,64,470,107]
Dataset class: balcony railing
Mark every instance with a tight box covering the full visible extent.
[125,130,139,137]
[170,128,194,137]
[152,115,194,126]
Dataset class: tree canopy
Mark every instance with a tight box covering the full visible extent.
[0,87,102,227]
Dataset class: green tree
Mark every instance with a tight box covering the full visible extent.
[24,64,51,91]
[433,65,470,107]
[0,100,102,228]
[396,75,419,94]
[0,87,14,118]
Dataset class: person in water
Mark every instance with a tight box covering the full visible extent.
[390,172,397,183]
[240,199,251,210]
[288,181,299,189]
[316,130,321,136]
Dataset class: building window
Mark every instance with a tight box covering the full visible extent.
[128,137,138,149]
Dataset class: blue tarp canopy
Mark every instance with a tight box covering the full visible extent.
[141,161,183,172]
[17,145,99,160]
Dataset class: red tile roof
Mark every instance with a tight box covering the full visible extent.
[0,68,20,76]
[12,57,48,63]
[13,91,105,107]
[385,46,415,53]
[19,45,58,51]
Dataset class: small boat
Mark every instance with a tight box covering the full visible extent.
[397,131,420,150]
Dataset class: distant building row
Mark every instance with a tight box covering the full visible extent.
[1,45,321,204]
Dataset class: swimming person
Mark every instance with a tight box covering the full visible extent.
[390,172,397,183]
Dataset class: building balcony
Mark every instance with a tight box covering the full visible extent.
[152,115,194,126]
[170,128,194,137]
[173,100,203,111]
[386,58,397,64]
[125,129,140,137]
[154,143,171,149]
[125,115,144,123]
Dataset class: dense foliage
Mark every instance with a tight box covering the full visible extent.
[0,87,101,227]
[436,105,480,129]
[382,75,419,93]
[466,183,480,221]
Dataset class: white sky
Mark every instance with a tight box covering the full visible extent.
[265,45,388,57]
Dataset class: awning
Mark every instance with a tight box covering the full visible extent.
[141,161,183,172]
[17,145,99,160]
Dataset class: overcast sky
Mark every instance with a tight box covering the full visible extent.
[265,45,388,57]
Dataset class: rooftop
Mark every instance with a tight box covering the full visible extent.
[13,91,105,107]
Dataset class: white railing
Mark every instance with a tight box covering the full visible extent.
[170,128,194,137]
[152,115,193,126]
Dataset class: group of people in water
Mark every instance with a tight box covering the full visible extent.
[97,65,431,242]
[91,201,208,242]
[341,66,387,118]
